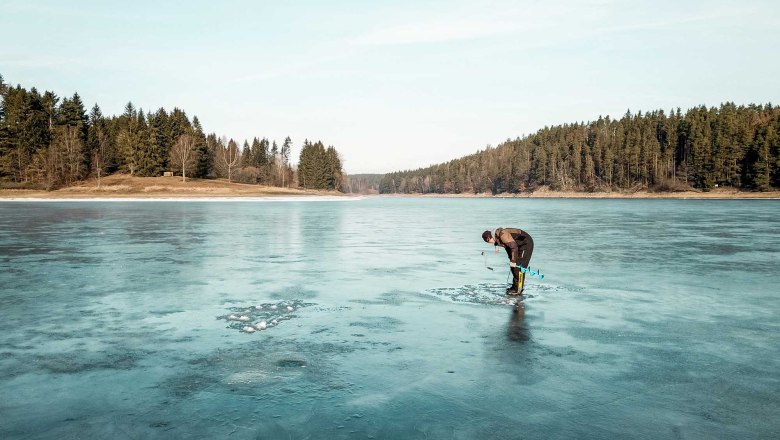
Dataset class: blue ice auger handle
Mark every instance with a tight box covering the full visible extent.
[519,265,544,279]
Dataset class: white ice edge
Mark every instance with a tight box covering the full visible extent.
[0,196,364,202]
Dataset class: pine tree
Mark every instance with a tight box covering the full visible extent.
[191,117,211,178]
[281,136,292,187]
[0,77,13,179]
[750,125,777,190]
[41,91,59,131]
[270,140,279,185]
[18,88,52,182]
[135,109,162,177]
[248,137,260,167]
[298,139,312,189]
[241,140,251,168]
[117,102,140,175]
[151,108,171,171]
[87,104,111,186]
[325,146,342,190]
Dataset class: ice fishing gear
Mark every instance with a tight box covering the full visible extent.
[481,251,494,270]
[518,265,544,279]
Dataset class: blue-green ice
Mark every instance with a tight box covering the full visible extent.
[1,198,778,439]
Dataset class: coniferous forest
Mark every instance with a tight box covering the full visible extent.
[0,75,344,191]
[380,104,780,194]
[344,174,383,194]
[3,74,779,195]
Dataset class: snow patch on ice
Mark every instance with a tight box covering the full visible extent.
[217,300,314,334]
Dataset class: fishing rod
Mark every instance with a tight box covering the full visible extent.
[481,251,494,270]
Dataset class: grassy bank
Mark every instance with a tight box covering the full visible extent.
[0,174,344,199]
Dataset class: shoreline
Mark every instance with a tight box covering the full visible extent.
[0,174,353,201]
[0,195,362,202]
[1,174,777,200]
[372,189,780,200]
[2,191,778,201]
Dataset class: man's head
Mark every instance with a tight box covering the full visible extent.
[482,230,495,244]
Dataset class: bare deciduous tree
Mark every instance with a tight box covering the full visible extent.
[52,125,85,185]
[169,133,197,182]
[215,137,242,182]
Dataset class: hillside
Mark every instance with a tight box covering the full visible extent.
[379,103,780,194]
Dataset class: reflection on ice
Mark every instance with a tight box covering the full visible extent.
[507,303,530,343]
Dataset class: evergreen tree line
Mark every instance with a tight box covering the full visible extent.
[0,74,344,190]
[233,136,295,187]
[379,103,780,194]
[344,174,382,194]
[297,140,343,190]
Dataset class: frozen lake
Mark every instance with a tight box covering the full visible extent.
[1,198,778,439]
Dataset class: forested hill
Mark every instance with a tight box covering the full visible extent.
[0,74,344,191]
[379,103,780,194]
[344,174,383,194]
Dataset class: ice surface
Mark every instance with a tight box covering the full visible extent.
[1,199,779,439]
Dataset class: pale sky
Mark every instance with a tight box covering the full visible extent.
[2,0,779,173]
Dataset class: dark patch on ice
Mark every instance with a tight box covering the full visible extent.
[384,290,415,303]
[0,294,25,307]
[305,341,360,355]
[165,373,215,397]
[313,305,351,312]
[0,343,35,350]
[149,421,173,430]
[269,287,318,300]
[348,290,413,306]
[349,299,380,305]
[149,309,184,316]
[171,336,194,343]
[566,327,686,345]
[381,264,427,276]
[164,339,358,399]
[34,349,145,374]
[277,358,307,368]
[349,316,403,331]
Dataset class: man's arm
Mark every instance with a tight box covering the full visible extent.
[499,230,519,263]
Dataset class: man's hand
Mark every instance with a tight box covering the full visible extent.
[509,262,517,268]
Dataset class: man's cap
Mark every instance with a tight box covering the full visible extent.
[482,230,492,242]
